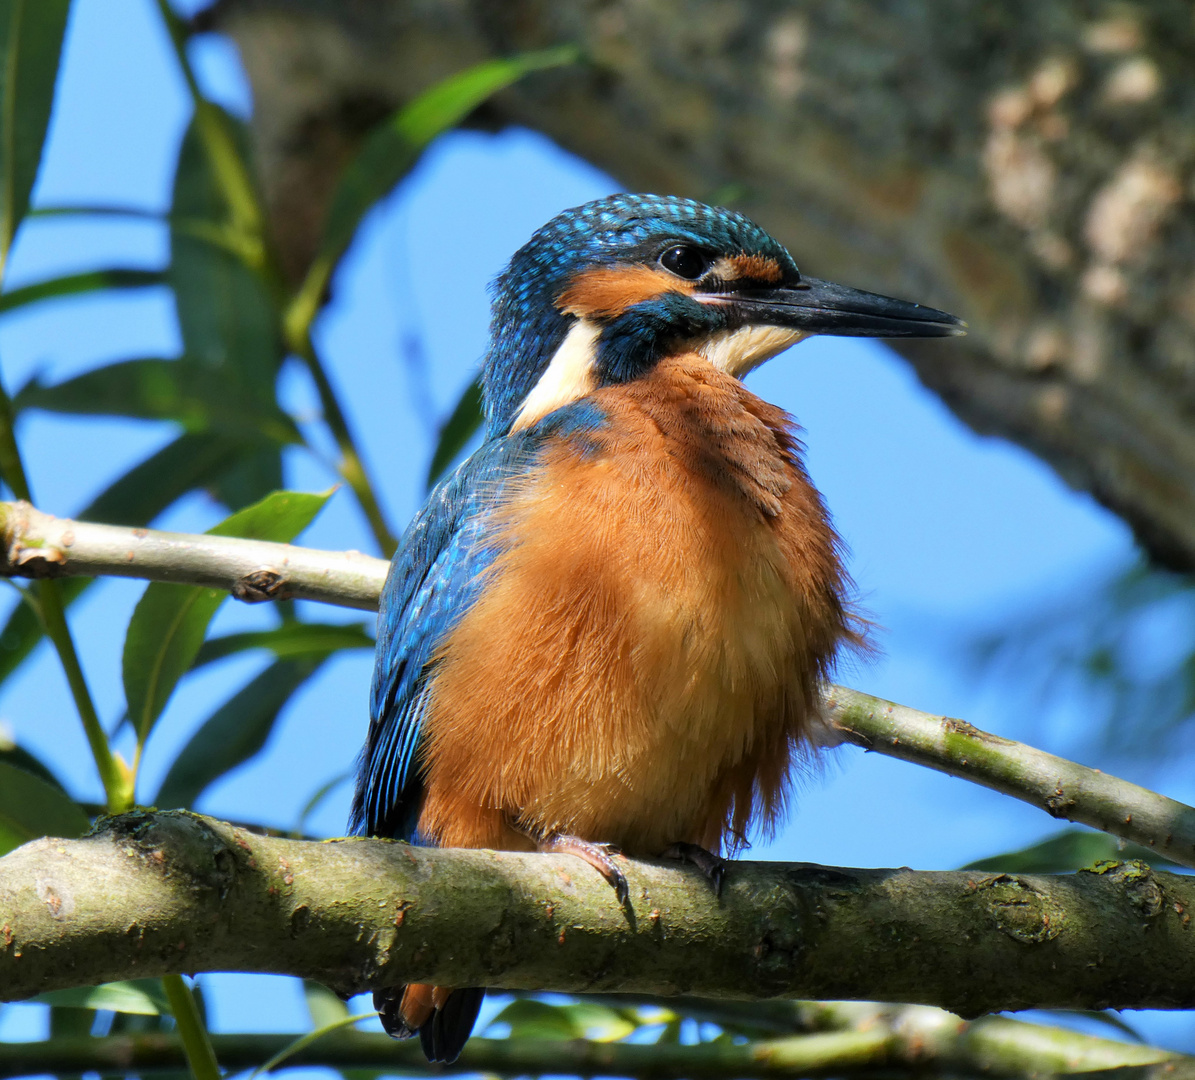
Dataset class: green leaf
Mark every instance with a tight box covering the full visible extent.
[122,489,333,745]
[0,758,88,855]
[0,0,70,268]
[208,487,332,542]
[208,443,282,512]
[49,1001,95,1040]
[303,980,349,1029]
[168,110,284,508]
[0,268,165,314]
[170,111,279,396]
[961,828,1177,873]
[154,656,325,809]
[287,48,577,342]
[426,377,482,490]
[15,357,301,444]
[33,980,169,1016]
[79,431,252,526]
[488,998,637,1042]
[248,1011,374,1080]
[194,620,373,670]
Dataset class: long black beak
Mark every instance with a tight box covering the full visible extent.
[723,276,966,338]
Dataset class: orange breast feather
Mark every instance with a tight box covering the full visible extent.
[417,354,856,855]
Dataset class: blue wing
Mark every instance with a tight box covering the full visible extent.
[349,432,538,841]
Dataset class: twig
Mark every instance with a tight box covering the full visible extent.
[0,501,386,611]
[0,1011,1180,1080]
[825,686,1195,869]
[2,811,1194,1013]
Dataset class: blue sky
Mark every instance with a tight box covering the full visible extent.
[2,0,1189,1058]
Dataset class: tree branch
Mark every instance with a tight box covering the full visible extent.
[0,500,386,610]
[824,687,1195,869]
[2,811,1194,1014]
[0,1003,1184,1080]
[3,499,1194,866]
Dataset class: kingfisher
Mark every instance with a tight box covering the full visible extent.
[350,193,963,1061]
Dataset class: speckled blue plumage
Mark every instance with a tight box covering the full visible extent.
[483,193,798,437]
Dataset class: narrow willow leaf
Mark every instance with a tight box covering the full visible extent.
[303,980,349,1028]
[34,980,169,1016]
[247,1012,374,1080]
[15,356,301,444]
[426,377,482,490]
[193,621,373,670]
[79,431,250,526]
[154,656,324,809]
[0,758,88,855]
[170,111,279,397]
[288,48,577,339]
[0,267,165,314]
[0,0,70,266]
[122,489,333,745]
[961,828,1176,873]
[49,1001,95,1039]
[169,111,283,508]
[490,997,642,1042]
[322,50,576,263]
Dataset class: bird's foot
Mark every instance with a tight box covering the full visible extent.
[538,833,630,911]
[663,841,729,897]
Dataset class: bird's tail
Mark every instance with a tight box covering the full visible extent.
[374,984,484,1063]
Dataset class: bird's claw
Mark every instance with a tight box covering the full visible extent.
[538,834,630,911]
[663,841,729,897]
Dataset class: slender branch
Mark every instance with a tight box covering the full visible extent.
[0,414,128,812]
[0,501,387,611]
[0,1006,1181,1080]
[824,686,1195,869]
[3,499,1194,865]
[290,336,399,558]
[160,975,220,1080]
[3,811,1195,1013]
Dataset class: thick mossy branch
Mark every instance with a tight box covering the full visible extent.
[4,499,1195,865]
[2,812,1194,1013]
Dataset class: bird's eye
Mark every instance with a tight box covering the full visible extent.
[659,245,710,280]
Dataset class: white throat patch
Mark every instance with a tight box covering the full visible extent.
[511,318,602,432]
[697,324,809,379]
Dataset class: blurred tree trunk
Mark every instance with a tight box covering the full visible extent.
[205,0,1195,570]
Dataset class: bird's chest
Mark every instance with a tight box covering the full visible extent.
[420,358,845,852]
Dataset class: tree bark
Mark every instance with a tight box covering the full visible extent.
[2,810,1195,1014]
[201,0,1195,570]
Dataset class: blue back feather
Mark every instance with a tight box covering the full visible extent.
[351,402,610,841]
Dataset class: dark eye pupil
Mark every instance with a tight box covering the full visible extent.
[660,245,708,279]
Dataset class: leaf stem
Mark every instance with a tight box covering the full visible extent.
[0,392,129,811]
[161,975,221,1080]
[153,0,264,262]
[291,334,397,557]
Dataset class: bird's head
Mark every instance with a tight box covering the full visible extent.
[482,193,964,437]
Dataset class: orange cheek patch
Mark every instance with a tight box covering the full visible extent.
[729,254,783,283]
[557,265,694,319]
